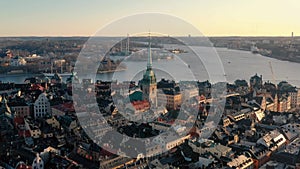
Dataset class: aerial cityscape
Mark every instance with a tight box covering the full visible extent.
[1,1,300,169]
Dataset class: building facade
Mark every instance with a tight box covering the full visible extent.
[157,90,182,110]
[10,103,30,118]
[34,93,51,119]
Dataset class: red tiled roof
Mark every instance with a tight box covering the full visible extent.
[131,100,150,110]
[30,84,44,91]
[197,95,206,101]
[14,117,25,126]
[52,102,75,112]
[16,163,32,169]
[18,130,31,137]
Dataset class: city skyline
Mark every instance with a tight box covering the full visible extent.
[1,0,300,37]
[1,1,300,167]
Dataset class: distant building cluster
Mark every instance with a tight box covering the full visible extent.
[0,50,75,74]
[210,36,300,63]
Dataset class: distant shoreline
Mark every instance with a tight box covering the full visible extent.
[218,47,300,64]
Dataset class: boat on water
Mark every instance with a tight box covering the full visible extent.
[97,68,126,74]
[43,72,74,77]
[251,44,259,54]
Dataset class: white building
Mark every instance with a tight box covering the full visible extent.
[188,140,232,158]
[227,155,254,169]
[32,153,44,169]
[24,119,41,139]
[183,88,199,100]
[289,89,300,108]
[34,93,51,119]
[281,123,300,134]
[257,130,286,152]
[153,132,190,151]
[10,56,26,66]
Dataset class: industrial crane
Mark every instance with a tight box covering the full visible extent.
[269,61,277,88]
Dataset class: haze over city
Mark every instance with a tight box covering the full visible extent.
[1,0,300,37]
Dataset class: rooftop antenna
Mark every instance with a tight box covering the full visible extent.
[290,32,294,49]
[126,34,130,55]
[120,37,123,52]
[269,61,277,89]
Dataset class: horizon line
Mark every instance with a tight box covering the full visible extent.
[0,35,298,38]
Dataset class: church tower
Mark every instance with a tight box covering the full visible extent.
[140,34,157,107]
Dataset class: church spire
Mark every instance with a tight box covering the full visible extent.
[147,32,152,70]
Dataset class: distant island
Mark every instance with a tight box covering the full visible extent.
[98,57,127,73]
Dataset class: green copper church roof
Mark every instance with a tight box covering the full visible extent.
[129,91,143,101]
[141,68,156,85]
[141,34,156,85]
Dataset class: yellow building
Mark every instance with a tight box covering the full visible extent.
[46,117,60,129]
[157,89,182,110]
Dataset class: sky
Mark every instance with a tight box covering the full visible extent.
[0,0,300,37]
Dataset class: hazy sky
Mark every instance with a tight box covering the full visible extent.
[1,0,299,37]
